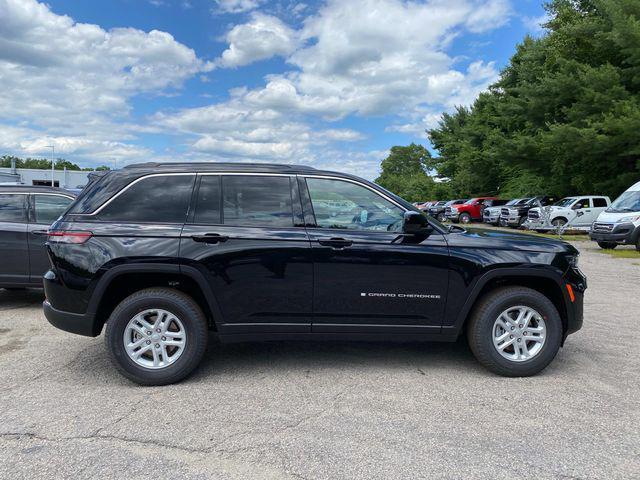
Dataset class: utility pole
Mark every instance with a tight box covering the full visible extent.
[46,145,55,186]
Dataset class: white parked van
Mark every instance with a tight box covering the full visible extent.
[589,181,640,250]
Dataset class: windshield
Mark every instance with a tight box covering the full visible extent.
[525,197,540,206]
[607,190,640,213]
[505,198,520,206]
[464,198,479,205]
[554,197,576,207]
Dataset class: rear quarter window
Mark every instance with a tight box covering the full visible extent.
[0,194,27,223]
[96,175,195,223]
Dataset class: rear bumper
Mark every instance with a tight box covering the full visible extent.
[43,300,101,337]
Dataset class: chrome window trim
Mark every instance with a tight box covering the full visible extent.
[80,171,407,217]
[302,174,408,212]
[0,192,74,202]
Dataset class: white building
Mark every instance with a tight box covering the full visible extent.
[0,166,96,188]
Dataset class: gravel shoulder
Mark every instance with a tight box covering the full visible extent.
[0,237,638,479]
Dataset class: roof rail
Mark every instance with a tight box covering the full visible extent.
[123,162,317,170]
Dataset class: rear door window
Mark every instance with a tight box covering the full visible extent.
[593,197,608,208]
[222,176,293,227]
[97,174,195,223]
[0,194,27,223]
[34,195,74,224]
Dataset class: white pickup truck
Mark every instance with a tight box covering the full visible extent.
[526,196,611,231]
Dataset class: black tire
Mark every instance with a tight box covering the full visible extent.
[105,288,208,386]
[437,213,446,222]
[466,287,563,377]
[551,217,567,228]
[597,241,617,250]
[636,236,640,252]
[517,216,528,229]
[460,213,471,224]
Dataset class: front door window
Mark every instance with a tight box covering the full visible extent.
[305,178,404,231]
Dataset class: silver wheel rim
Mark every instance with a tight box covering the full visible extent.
[123,309,186,369]
[492,306,546,362]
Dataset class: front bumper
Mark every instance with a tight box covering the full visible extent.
[589,223,638,245]
[500,214,522,226]
[483,214,500,224]
[563,267,587,337]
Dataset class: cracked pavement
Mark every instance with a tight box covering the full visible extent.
[0,240,639,479]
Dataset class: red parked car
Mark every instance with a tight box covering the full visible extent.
[444,197,501,224]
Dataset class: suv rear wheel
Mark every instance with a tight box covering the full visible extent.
[105,288,208,386]
[466,287,562,377]
[597,241,617,249]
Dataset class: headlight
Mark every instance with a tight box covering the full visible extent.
[451,207,458,212]
[566,254,579,269]
[618,215,640,223]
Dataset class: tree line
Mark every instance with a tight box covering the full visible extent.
[377,0,640,202]
[0,155,110,171]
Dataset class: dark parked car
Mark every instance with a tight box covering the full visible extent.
[428,199,466,222]
[0,186,75,289]
[43,163,585,385]
[500,196,558,228]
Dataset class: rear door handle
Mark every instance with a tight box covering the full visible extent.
[31,230,49,236]
[318,237,353,248]
[191,233,229,244]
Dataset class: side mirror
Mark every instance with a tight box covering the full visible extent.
[572,203,583,210]
[402,211,433,235]
[576,211,584,217]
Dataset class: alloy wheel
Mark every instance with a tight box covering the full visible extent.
[123,309,186,369]
[492,306,546,362]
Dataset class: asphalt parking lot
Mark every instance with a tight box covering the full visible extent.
[0,237,638,479]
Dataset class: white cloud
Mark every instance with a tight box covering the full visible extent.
[154,0,509,178]
[213,0,264,14]
[212,0,506,120]
[218,13,298,67]
[0,0,212,164]
[522,12,550,35]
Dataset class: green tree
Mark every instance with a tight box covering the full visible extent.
[375,144,437,202]
[426,0,640,199]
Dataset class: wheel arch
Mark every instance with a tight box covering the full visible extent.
[449,268,569,338]
[87,264,223,333]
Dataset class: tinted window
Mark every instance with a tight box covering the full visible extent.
[98,175,194,223]
[34,195,73,224]
[193,176,221,224]
[0,194,26,223]
[306,178,404,231]
[222,176,293,227]
[593,197,608,208]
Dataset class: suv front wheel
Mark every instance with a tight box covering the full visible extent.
[105,288,208,386]
[466,287,562,377]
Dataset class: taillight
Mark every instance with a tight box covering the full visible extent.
[47,231,93,244]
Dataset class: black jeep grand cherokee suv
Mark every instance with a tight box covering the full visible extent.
[43,163,585,385]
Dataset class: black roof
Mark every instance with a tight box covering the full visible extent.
[123,162,320,174]
[0,185,77,196]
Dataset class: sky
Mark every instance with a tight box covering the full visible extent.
[0,0,547,179]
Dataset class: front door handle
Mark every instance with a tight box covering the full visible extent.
[318,237,353,248]
[191,233,229,244]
